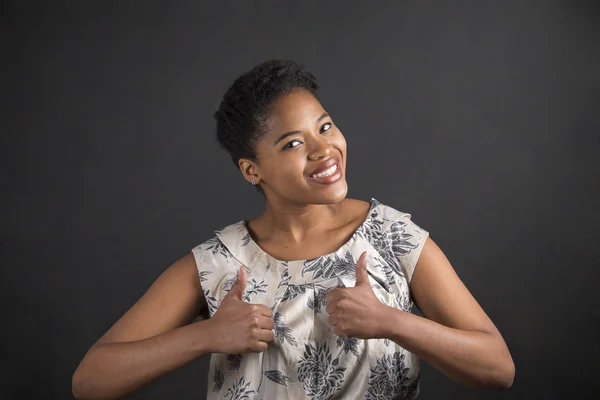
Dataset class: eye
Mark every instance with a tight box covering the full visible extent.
[320,122,333,133]
[282,139,302,150]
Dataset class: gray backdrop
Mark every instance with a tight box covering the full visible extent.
[2,1,599,399]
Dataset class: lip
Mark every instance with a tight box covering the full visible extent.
[307,157,340,177]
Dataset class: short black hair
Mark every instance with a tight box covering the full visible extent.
[214,59,319,170]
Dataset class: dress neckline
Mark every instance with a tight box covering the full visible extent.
[240,198,378,264]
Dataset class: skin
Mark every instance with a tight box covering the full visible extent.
[72,88,514,399]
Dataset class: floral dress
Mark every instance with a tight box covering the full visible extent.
[192,198,429,399]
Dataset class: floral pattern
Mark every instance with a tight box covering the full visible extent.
[264,370,294,387]
[204,236,230,258]
[365,352,420,400]
[203,289,218,317]
[192,198,428,399]
[273,312,298,347]
[336,336,361,361]
[301,250,355,280]
[225,377,256,400]
[198,270,213,283]
[307,284,333,314]
[242,278,269,302]
[227,354,243,371]
[371,221,420,278]
[297,342,346,399]
[281,283,306,302]
[213,367,224,393]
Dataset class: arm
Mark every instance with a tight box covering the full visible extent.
[382,237,515,389]
[72,253,215,400]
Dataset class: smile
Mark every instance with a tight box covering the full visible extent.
[310,163,338,178]
[307,161,343,184]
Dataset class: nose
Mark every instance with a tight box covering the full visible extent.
[307,135,333,161]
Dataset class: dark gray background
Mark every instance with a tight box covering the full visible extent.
[2,1,599,399]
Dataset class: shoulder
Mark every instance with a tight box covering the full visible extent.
[359,198,430,284]
[191,220,244,257]
[363,198,429,257]
[366,198,424,233]
[191,219,255,274]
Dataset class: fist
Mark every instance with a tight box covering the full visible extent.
[326,251,391,339]
[209,265,274,354]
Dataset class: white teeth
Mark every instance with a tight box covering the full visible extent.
[311,163,338,178]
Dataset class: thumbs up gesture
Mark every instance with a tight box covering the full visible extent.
[325,252,391,339]
[209,265,274,354]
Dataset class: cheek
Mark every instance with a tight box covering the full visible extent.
[267,155,307,183]
[334,132,347,157]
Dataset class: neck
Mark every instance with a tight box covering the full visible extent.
[258,196,343,244]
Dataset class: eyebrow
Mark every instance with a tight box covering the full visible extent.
[273,112,330,145]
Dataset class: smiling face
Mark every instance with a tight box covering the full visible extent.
[239,89,348,206]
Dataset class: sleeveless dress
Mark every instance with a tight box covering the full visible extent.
[192,198,429,400]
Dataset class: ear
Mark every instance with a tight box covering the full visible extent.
[239,158,260,185]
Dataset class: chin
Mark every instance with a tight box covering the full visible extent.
[310,181,348,204]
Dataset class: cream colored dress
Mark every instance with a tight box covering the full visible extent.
[192,198,429,400]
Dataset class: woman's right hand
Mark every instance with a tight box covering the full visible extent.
[208,265,274,354]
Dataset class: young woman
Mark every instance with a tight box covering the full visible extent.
[72,60,514,399]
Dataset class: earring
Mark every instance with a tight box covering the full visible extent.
[251,179,256,185]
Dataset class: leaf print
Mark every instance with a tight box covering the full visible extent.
[365,351,418,400]
[302,257,334,280]
[307,285,332,314]
[396,289,413,312]
[374,255,397,285]
[404,374,420,399]
[273,312,298,347]
[371,221,420,278]
[204,237,230,258]
[384,338,391,347]
[281,284,306,302]
[277,267,292,292]
[336,336,361,361]
[227,354,243,371]
[242,278,268,302]
[212,367,224,392]
[386,221,420,257]
[240,232,251,247]
[225,376,256,400]
[301,251,356,280]
[264,370,294,387]
[297,342,346,400]
[203,289,218,316]
[198,270,213,283]
[361,207,384,240]
[330,251,357,279]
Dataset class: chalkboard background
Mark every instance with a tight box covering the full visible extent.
[2,1,599,399]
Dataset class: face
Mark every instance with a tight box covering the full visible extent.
[240,89,348,206]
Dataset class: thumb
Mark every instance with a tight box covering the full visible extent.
[355,251,370,286]
[227,265,247,299]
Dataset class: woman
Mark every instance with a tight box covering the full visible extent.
[72,60,514,399]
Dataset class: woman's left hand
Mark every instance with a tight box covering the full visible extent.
[325,251,394,339]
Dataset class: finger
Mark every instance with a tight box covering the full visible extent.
[326,288,342,303]
[251,341,269,353]
[355,251,370,286]
[258,316,274,330]
[227,265,247,299]
[254,328,275,343]
[328,314,338,326]
[325,300,337,315]
[254,304,273,318]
